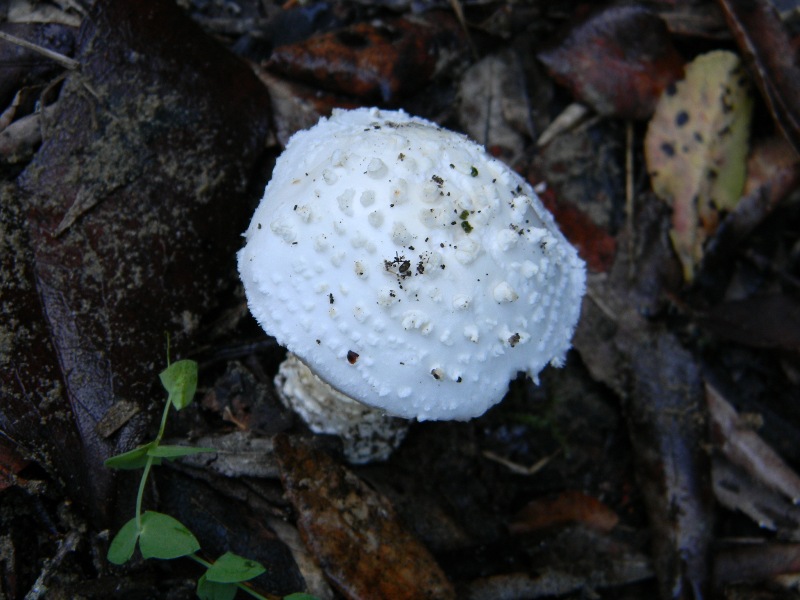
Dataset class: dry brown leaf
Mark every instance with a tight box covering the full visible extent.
[509,490,619,535]
[274,434,455,600]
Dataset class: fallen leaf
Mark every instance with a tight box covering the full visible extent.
[712,458,800,535]
[267,13,469,102]
[708,384,800,503]
[645,50,754,281]
[509,490,619,535]
[457,49,531,166]
[537,5,684,120]
[716,0,800,156]
[538,185,617,273]
[3,0,271,524]
[274,434,455,600]
[714,542,800,586]
[744,136,800,196]
[255,69,357,148]
[573,198,713,599]
[698,294,800,352]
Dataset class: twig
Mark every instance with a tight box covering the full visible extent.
[483,449,559,476]
[625,121,635,279]
[448,0,479,61]
[0,30,80,71]
[24,530,82,599]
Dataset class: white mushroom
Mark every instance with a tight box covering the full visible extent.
[237,107,586,462]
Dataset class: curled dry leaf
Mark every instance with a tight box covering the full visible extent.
[537,5,684,120]
[274,434,455,600]
[267,13,469,102]
[645,50,754,281]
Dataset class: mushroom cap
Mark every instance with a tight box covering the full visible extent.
[238,107,586,421]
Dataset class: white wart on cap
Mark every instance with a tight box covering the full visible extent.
[238,107,586,421]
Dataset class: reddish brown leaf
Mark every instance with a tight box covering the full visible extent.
[267,13,469,102]
[716,0,800,155]
[274,434,455,600]
[744,136,800,196]
[509,490,619,535]
[537,5,684,119]
[538,185,617,273]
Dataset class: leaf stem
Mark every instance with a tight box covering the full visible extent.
[136,395,173,530]
[135,457,152,532]
[155,389,172,443]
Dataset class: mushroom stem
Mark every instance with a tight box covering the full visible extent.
[274,354,409,463]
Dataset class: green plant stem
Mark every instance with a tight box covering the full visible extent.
[134,457,153,531]
[155,389,173,442]
[135,396,173,531]
[187,555,274,600]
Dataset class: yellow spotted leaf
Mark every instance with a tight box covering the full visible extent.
[645,50,753,281]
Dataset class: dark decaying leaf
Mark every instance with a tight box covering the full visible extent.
[537,5,684,120]
[274,434,455,600]
[573,197,713,600]
[695,139,800,286]
[158,469,309,597]
[466,526,653,600]
[716,0,800,155]
[1,185,92,504]
[2,0,271,524]
[267,13,469,102]
[714,542,800,587]
[697,294,800,352]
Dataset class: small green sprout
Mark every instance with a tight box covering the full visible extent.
[105,350,317,600]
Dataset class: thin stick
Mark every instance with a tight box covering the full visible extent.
[0,30,79,71]
[448,0,479,61]
[625,121,635,279]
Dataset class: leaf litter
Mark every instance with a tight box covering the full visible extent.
[1,0,800,599]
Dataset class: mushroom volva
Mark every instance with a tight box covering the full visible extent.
[238,108,585,461]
